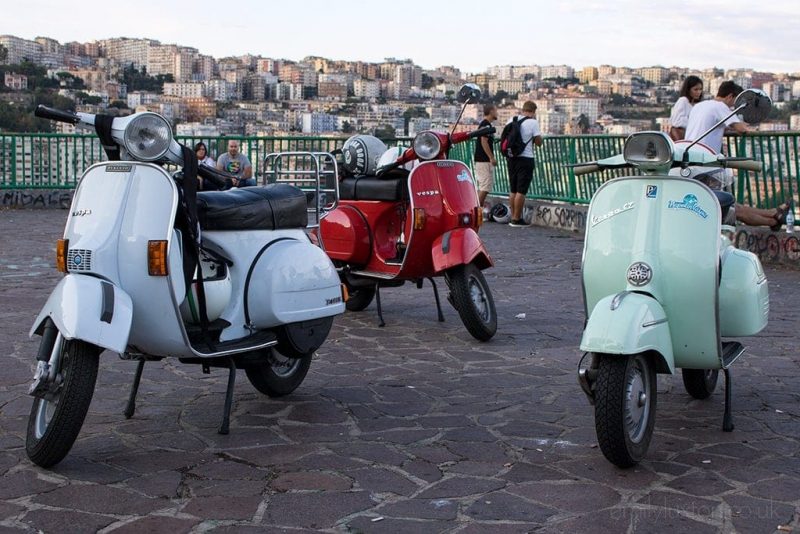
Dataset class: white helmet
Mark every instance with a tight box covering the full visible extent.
[491,203,511,224]
[522,205,534,225]
[342,135,387,176]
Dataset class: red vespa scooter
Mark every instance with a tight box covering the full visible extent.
[319,84,497,341]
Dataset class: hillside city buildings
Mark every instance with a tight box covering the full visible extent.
[1,34,799,138]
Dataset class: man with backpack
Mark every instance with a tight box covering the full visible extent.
[501,101,542,226]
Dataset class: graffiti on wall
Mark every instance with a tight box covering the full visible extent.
[533,204,587,232]
[734,228,800,265]
[1,190,73,209]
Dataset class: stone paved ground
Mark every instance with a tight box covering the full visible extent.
[0,209,798,534]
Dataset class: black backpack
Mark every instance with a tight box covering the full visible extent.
[499,116,530,158]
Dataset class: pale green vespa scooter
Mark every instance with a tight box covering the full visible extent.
[575,89,772,467]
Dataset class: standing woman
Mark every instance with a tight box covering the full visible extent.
[669,75,703,141]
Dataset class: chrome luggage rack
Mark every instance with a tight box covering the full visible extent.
[262,151,339,229]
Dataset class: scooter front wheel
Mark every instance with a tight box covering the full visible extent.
[594,353,657,468]
[244,349,312,397]
[447,264,497,342]
[26,339,100,468]
[681,368,719,399]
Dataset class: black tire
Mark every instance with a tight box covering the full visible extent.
[345,285,376,312]
[26,339,100,468]
[594,353,657,468]
[682,368,719,400]
[447,264,497,341]
[245,349,312,397]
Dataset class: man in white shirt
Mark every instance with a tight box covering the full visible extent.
[507,101,543,227]
[685,81,748,153]
[686,81,789,229]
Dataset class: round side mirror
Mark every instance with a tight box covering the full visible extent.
[457,83,482,104]
[734,89,772,124]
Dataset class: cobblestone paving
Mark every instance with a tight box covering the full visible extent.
[0,209,798,533]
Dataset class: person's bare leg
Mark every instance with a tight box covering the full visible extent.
[512,193,525,221]
[479,190,488,206]
[736,204,778,227]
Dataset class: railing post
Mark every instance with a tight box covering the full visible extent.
[11,137,17,187]
[567,136,578,202]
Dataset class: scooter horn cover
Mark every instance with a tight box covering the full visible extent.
[342,135,388,176]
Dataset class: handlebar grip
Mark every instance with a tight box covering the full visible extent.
[34,105,80,124]
[726,159,762,172]
[572,164,600,176]
[469,126,496,138]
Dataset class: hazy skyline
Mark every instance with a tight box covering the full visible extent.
[5,0,799,73]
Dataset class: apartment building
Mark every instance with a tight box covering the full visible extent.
[0,35,41,64]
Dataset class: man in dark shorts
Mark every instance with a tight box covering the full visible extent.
[473,104,498,206]
[507,101,542,226]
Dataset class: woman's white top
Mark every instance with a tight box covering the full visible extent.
[669,96,693,129]
[199,156,216,167]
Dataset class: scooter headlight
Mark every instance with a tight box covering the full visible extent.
[413,131,442,160]
[623,132,673,171]
[123,113,173,161]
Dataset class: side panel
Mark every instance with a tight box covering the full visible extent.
[431,228,493,273]
[582,177,721,368]
[580,293,675,373]
[319,204,371,264]
[30,275,133,354]
[719,248,769,336]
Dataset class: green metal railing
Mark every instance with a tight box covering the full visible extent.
[1,132,798,209]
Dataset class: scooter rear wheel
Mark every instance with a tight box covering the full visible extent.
[345,285,376,312]
[447,264,497,341]
[681,368,719,399]
[26,339,100,468]
[244,349,312,397]
[594,353,657,468]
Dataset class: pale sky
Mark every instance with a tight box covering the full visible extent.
[4,0,799,73]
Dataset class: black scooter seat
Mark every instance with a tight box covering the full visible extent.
[197,184,307,231]
[340,169,409,202]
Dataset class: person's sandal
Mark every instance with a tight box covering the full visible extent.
[770,202,789,231]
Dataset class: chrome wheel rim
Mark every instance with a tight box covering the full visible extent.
[267,351,303,378]
[468,276,490,322]
[34,391,58,440]
[624,358,651,443]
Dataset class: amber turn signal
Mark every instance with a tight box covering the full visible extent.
[413,208,426,230]
[56,239,68,273]
[341,283,350,302]
[147,240,169,276]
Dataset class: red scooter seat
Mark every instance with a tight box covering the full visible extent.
[339,170,409,202]
[197,184,307,231]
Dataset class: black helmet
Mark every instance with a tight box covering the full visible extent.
[490,203,511,224]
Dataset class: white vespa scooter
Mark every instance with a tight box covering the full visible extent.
[575,89,772,467]
[26,105,345,467]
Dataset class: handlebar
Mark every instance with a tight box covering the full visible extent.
[468,126,496,139]
[35,105,81,124]
[572,164,601,176]
[725,159,762,172]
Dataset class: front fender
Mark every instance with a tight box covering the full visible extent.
[580,292,674,374]
[431,228,493,273]
[30,275,133,354]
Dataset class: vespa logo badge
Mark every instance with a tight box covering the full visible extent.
[105,164,132,173]
[456,170,471,182]
[326,296,342,306]
[667,194,709,219]
[71,209,92,217]
[416,190,439,197]
[591,202,635,227]
[627,262,652,287]
[646,185,658,198]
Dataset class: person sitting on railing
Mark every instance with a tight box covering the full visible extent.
[685,81,790,230]
[217,139,254,187]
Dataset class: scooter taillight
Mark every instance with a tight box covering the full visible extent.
[474,206,483,228]
[413,208,427,230]
[56,239,68,273]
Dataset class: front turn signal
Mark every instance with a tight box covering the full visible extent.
[147,240,169,276]
[56,239,68,273]
[413,208,426,230]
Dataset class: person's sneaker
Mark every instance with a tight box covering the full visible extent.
[509,219,528,227]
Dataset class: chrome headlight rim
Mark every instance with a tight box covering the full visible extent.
[413,131,442,161]
[623,132,674,169]
[122,113,173,162]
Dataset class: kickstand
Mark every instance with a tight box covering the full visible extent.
[218,358,236,435]
[123,359,146,419]
[428,277,445,322]
[375,283,386,327]
[722,367,734,432]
